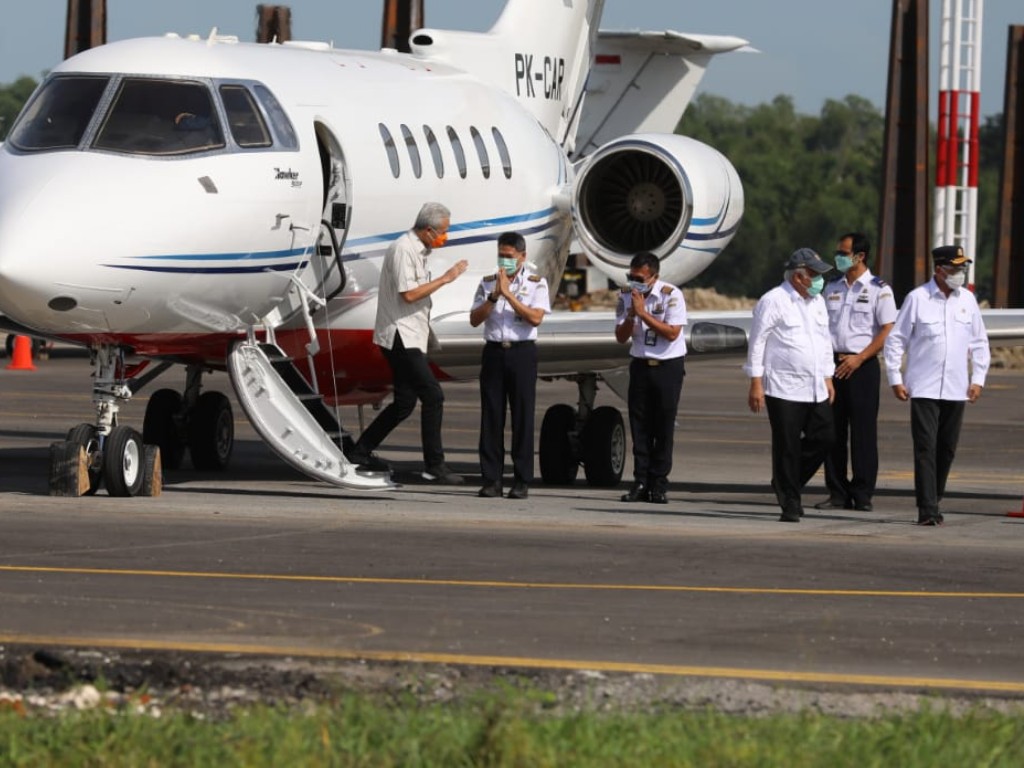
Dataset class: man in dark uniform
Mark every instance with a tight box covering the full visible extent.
[469,232,550,500]
[615,252,688,504]
[816,233,897,512]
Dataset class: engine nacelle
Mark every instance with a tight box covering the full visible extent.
[571,133,744,286]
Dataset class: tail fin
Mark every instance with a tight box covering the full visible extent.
[409,0,605,149]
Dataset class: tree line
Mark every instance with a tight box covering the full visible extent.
[0,78,1006,300]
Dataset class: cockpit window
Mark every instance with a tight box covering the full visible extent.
[254,85,298,149]
[8,76,109,151]
[219,85,271,148]
[93,78,224,156]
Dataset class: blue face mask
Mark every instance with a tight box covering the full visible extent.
[834,254,855,273]
[628,279,652,294]
[807,275,825,297]
[498,257,519,275]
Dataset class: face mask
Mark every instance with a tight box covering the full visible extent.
[834,254,855,273]
[628,279,652,294]
[498,257,519,275]
[429,229,448,249]
[943,270,966,290]
[807,275,825,297]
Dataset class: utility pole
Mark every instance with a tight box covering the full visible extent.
[256,5,292,44]
[992,25,1024,307]
[381,0,424,53]
[64,0,106,58]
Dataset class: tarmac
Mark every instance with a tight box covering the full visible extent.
[1,350,1024,696]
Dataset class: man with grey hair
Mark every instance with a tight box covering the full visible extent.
[346,202,469,484]
[745,248,836,522]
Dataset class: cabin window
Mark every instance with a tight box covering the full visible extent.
[379,123,400,178]
[93,78,224,156]
[469,126,490,179]
[7,75,109,151]
[219,85,272,148]
[254,85,298,149]
[400,124,422,179]
[446,126,467,179]
[423,125,444,178]
[492,127,512,179]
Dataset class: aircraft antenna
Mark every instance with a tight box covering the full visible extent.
[934,0,984,289]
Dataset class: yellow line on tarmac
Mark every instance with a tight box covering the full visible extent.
[2,565,1024,599]
[1,632,1023,694]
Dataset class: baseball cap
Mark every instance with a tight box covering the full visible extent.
[932,244,972,266]
[784,247,832,274]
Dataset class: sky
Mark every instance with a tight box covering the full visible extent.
[0,1,1020,119]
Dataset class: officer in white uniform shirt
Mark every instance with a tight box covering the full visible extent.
[615,252,688,505]
[745,248,836,522]
[469,232,551,500]
[816,233,898,513]
[883,244,990,526]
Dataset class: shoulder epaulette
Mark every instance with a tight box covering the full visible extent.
[660,285,674,295]
[871,276,888,287]
[483,274,497,282]
[528,274,542,282]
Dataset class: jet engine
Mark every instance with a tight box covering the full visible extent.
[570,133,744,286]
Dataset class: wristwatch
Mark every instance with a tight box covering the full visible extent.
[487,293,499,303]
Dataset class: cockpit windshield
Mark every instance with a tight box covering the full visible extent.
[7,74,298,157]
[7,76,109,150]
[94,78,225,155]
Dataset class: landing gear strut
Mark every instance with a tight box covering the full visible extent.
[538,373,626,487]
[49,345,163,497]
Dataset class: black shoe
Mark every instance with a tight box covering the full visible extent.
[854,501,873,512]
[621,482,648,503]
[507,481,529,500]
[917,509,943,526]
[648,490,668,504]
[478,482,502,498]
[345,447,390,472]
[779,513,801,523]
[422,465,464,485]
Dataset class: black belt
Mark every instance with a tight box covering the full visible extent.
[486,340,535,348]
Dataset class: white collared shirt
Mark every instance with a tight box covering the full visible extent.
[744,281,835,403]
[823,268,898,353]
[615,279,688,360]
[883,278,990,399]
[471,268,551,342]
[373,230,432,352]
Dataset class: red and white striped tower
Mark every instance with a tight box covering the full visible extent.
[934,0,984,289]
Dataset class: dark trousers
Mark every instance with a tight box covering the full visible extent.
[765,396,835,517]
[824,356,881,506]
[354,331,445,468]
[910,398,965,515]
[627,356,685,493]
[479,341,538,484]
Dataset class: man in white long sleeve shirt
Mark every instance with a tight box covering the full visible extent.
[745,248,836,522]
[883,245,990,526]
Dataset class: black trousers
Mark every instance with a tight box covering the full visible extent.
[354,331,445,468]
[765,396,835,517]
[824,355,881,506]
[478,341,538,484]
[910,398,965,515]
[627,356,685,493]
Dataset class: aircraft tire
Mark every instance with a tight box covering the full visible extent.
[187,392,234,471]
[539,403,579,485]
[582,406,626,487]
[143,388,186,470]
[103,425,146,497]
[66,422,103,495]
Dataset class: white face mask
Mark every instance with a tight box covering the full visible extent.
[943,270,966,290]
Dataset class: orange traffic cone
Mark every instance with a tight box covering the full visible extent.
[1008,497,1024,518]
[5,335,36,371]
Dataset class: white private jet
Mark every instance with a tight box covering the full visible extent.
[0,0,763,496]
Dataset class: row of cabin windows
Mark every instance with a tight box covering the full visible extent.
[378,123,512,181]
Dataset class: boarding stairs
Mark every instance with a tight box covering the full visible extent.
[227,340,395,491]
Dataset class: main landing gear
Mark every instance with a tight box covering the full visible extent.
[48,345,234,497]
[538,373,626,487]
